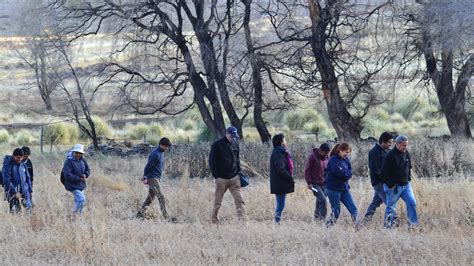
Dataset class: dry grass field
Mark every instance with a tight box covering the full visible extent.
[0,152,473,265]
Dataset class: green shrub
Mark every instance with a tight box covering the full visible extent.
[79,116,111,140]
[0,129,10,143]
[391,113,405,123]
[15,130,33,145]
[148,123,163,136]
[197,126,215,143]
[44,123,69,145]
[286,109,321,130]
[412,112,425,122]
[65,123,80,143]
[129,123,150,140]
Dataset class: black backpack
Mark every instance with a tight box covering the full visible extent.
[60,168,65,185]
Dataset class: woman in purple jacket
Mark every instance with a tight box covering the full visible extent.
[325,142,358,225]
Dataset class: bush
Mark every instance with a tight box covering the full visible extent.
[197,126,215,143]
[0,129,10,143]
[65,123,80,143]
[129,123,150,140]
[391,113,405,123]
[286,109,321,130]
[412,112,425,122]
[15,130,34,145]
[44,123,69,145]
[148,123,163,136]
[79,116,111,140]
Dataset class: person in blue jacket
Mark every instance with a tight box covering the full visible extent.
[136,137,175,221]
[3,148,32,213]
[62,144,90,215]
[325,142,358,225]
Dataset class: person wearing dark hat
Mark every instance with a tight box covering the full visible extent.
[136,137,176,222]
[363,132,396,222]
[304,143,331,221]
[62,144,90,214]
[2,148,32,213]
[209,126,246,224]
[21,146,34,202]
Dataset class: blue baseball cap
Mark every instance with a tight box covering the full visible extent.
[226,126,239,140]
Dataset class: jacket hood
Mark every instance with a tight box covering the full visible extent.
[66,151,74,160]
[3,155,13,165]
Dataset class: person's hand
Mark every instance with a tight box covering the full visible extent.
[141,176,148,185]
[307,184,313,190]
[15,192,22,200]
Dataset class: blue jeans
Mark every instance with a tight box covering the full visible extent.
[384,183,418,228]
[326,189,358,223]
[71,189,86,214]
[275,194,287,223]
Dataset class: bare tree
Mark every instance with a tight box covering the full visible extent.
[396,0,473,138]
[51,0,254,139]
[48,35,104,150]
[263,0,393,142]
[10,3,60,110]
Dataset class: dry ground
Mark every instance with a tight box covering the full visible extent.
[0,155,473,265]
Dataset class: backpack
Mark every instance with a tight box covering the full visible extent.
[60,168,65,185]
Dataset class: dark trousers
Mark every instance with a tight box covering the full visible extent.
[312,184,327,220]
[364,183,386,218]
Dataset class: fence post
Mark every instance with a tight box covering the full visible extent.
[40,124,44,154]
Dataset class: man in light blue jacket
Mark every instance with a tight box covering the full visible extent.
[3,148,32,213]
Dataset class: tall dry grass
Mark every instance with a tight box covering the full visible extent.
[0,152,473,264]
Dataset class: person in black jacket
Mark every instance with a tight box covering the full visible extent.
[381,135,418,228]
[270,133,294,223]
[363,132,395,221]
[209,126,246,224]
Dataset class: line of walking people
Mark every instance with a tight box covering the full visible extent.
[2,127,418,229]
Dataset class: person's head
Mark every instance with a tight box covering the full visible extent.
[159,137,172,152]
[225,126,240,142]
[330,142,352,158]
[12,148,24,164]
[71,144,85,160]
[318,143,331,157]
[21,146,31,161]
[395,135,408,153]
[272,133,286,148]
[378,132,394,150]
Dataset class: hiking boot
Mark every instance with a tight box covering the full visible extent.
[168,216,178,223]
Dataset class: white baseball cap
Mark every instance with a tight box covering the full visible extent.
[71,144,85,154]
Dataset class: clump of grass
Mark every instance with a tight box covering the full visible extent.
[44,123,70,145]
[15,129,35,145]
[0,129,10,143]
[79,116,111,140]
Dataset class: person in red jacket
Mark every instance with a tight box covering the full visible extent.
[304,143,331,220]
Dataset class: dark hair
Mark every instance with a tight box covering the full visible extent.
[159,137,172,147]
[379,132,394,144]
[330,142,351,157]
[21,146,31,155]
[272,133,285,148]
[13,148,24,157]
[319,143,331,152]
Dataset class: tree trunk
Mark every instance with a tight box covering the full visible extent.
[307,0,362,142]
[242,0,271,143]
[422,35,472,138]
